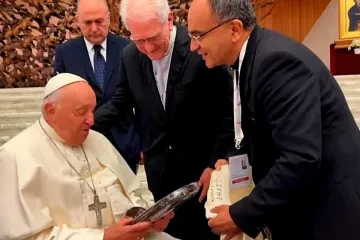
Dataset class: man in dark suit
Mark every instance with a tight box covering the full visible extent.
[92,0,234,239]
[188,0,360,239]
[53,0,141,172]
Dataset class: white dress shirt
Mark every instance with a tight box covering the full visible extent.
[84,37,107,71]
[152,26,177,109]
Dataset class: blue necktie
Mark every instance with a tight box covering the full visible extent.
[93,45,105,90]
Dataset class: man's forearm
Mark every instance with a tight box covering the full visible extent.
[93,101,132,132]
[93,65,134,133]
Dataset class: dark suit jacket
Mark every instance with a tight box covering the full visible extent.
[229,25,360,240]
[53,33,141,158]
[93,25,234,198]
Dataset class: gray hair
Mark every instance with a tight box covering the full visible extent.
[208,0,257,30]
[42,90,61,116]
[120,0,170,30]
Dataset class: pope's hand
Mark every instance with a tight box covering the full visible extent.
[151,211,175,232]
[198,167,213,202]
[103,217,151,240]
[215,159,229,170]
[208,205,241,237]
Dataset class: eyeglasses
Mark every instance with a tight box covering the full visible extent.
[131,23,165,46]
[188,20,233,44]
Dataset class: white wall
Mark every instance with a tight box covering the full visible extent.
[302,0,338,69]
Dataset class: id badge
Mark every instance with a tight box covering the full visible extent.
[229,152,251,191]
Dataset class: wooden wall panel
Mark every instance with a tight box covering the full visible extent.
[255,0,331,42]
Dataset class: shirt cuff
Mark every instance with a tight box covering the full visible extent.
[229,197,265,239]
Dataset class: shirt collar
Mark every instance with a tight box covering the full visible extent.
[83,36,107,53]
[230,38,249,71]
[39,116,66,144]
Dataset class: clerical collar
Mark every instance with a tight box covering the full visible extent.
[39,116,66,144]
[84,36,107,53]
[230,38,249,71]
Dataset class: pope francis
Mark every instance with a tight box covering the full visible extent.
[0,73,176,240]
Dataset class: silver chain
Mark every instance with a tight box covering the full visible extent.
[38,121,97,196]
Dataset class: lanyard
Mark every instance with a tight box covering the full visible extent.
[233,59,244,149]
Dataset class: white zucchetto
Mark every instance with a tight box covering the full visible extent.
[44,73,87,98]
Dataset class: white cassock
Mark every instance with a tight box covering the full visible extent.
[0,117,177,240]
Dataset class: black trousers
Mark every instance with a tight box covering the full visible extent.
[122,154,140,173]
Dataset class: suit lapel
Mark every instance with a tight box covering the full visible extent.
[103,34,117,93]
[240,25,263,101]
[165,25,190,111]
[137,25,190,119]
[76,38,98,88]
[140,54,166,118]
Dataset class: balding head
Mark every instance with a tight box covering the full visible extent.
[43,75,96,146]
[77,0,110,45]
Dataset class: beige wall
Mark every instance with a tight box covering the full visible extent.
[302,0,339,69]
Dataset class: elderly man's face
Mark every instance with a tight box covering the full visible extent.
[47,82,96,146]
[127,13,174,61]
[77,0,110,45]
[188,0,233,68]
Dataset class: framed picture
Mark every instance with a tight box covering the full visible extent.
[339,0,360,39]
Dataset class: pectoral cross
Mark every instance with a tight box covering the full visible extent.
[88,194,107,226]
